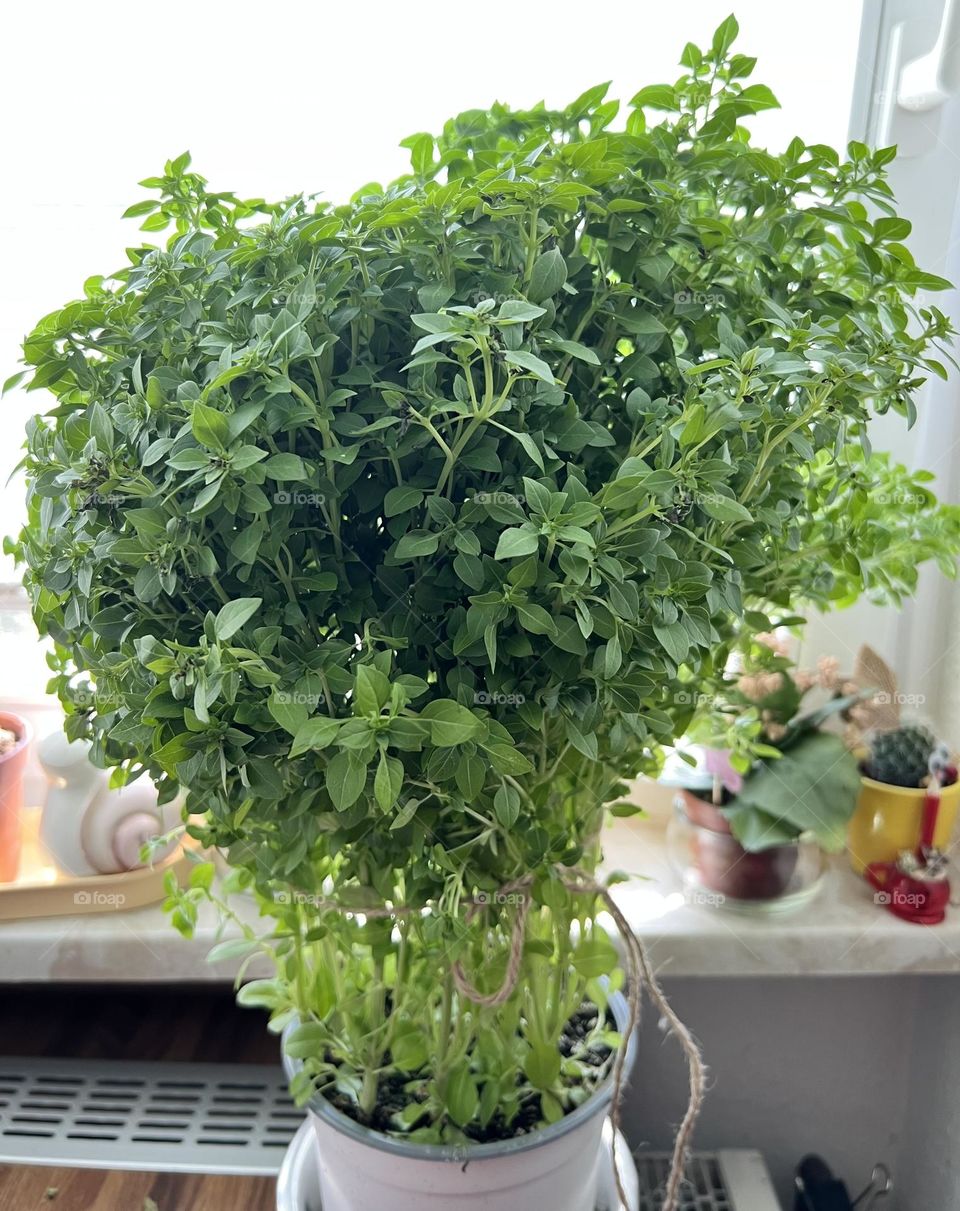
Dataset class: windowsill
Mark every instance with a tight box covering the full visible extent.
[2,782,960,984]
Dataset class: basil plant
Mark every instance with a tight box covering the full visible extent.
[10,18,960,1141]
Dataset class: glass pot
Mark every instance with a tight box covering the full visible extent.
[666,789,825,913]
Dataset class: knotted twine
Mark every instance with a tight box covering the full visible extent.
[302,870,706,1211]
[450,869,707,1211]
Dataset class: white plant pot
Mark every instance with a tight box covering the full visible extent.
[281,992,636,1211]
[276,1117,639,1211]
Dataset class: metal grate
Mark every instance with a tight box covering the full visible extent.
[635,1154,732,1209]
[0,1057,299,1174]
[630,1150,780,1210]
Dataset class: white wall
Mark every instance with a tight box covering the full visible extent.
[897,976,960,1207]
[623,975,931,1207]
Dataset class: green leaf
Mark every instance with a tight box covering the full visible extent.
[354,664,390,715]
[730,731,861,851]
[375,751,404,810]
[263,453,307,480]
[572,934,618,979]
[325,751,367,810]
[700,494,752,524]
[494,783,521,827]
[483,742,534,776]
[515,602,557,636]
[214,598,262,641]
[527,247,567,302]
[496,300,547,324]
[524,1043,561,1090]
[629,84,677,110]
[503,350,556,385]
[289,716,340,758]
[711,13,739,57]
[384,485,425,516]
[419,699,482,746]
[268,692,309,737]
[444,1063,479,1126]
[395,530,440,559]
[191,402,230,451]
[549,338,600,365]
[495,528,539,559]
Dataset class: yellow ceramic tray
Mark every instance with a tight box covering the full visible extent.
[0,807,196,921]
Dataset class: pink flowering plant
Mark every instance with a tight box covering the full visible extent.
[685,636,865,850]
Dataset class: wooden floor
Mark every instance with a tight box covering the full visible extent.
[0,986,279,1211]
[0,1166,277,1211]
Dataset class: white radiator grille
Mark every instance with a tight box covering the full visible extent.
[0,1057,298,1174]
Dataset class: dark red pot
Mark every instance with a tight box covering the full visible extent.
[679,788,799,902]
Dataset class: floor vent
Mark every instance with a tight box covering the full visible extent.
[0,1057,298,1174]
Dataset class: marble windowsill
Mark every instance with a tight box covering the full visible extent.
[2,782,960,983]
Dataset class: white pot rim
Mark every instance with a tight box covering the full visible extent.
[282,988,635,1162]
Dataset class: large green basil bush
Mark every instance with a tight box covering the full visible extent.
[12,19,960,1138]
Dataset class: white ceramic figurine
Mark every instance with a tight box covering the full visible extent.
[38,731,177,877]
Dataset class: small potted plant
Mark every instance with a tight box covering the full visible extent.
[10,17,960,1211]
[831,646,960,873]
[674,645,864,907]
[848,724,960,873]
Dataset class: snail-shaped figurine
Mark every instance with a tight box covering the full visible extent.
[38,731,177,877]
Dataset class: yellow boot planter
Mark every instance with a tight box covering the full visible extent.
[848,777,960,874]
[848,725,960,873]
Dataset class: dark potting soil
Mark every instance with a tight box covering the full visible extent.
[324,1002,615,1143]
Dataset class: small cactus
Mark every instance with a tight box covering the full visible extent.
[864,724,936,788]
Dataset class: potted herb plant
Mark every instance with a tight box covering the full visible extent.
[674,645,864,906]
[10,16,960,1211]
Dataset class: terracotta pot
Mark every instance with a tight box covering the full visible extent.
[0,711,32,882]
[679,788,799,902]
